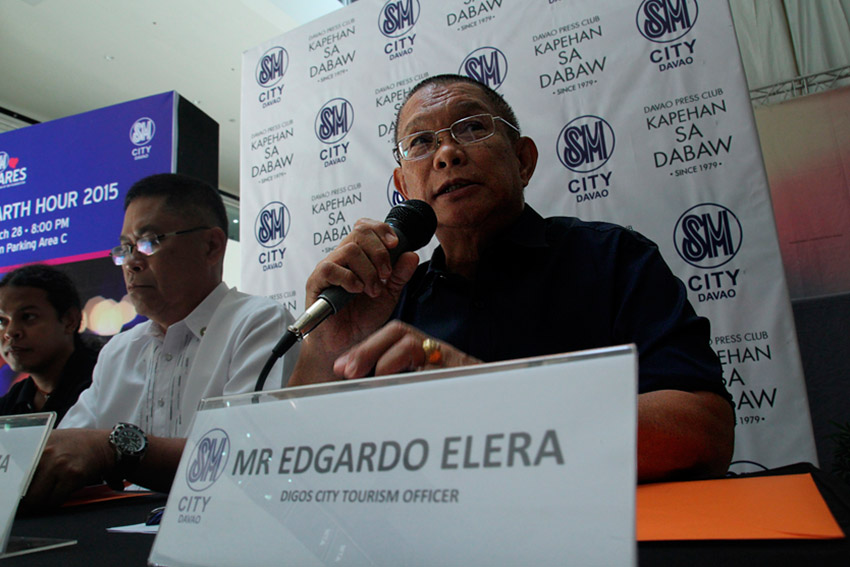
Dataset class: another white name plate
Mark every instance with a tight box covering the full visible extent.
[0,412,55,553]
[150,346,638,567]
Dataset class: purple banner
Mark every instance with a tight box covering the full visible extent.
[0,91,177,271]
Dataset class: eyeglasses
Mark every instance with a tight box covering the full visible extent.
[393,113,520,163]
[110,226,209,266]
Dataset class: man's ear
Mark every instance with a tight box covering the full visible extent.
[205,227,228,266]
[514,136,538,188]
[393,167,410,200]
[62,307,82,336]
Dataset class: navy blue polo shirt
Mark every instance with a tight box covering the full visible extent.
[392,205,728,398]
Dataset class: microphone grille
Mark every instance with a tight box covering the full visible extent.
[386,199,437,250]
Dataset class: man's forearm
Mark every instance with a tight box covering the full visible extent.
[637,389,735,483]
[128,436,187,492]
[287,334,343,387]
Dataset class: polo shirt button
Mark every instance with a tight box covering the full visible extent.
[164,353,173,361]
[158,398,165,407]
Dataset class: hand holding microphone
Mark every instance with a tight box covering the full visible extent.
[292,199,437,339]
[255,200,436,391]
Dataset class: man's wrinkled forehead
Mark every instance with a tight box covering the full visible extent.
[121,195,175,240]
[398,83,494,135]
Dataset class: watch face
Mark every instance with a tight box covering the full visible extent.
[116,429,145,452]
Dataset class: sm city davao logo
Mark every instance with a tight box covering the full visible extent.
[315,98,353,167]
[637,0,698,43]
[186,428,230,492]
[255,46,288,108]
[460,47,508,90]
[556,115,615,173]
[256,46,289,87]
[674,203,742,269]
[378,0,420,38]
[255,201,290,249]
[315,98,353,144]
[129,117,155,146]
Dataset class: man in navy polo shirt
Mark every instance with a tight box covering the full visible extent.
[289,74,734,483]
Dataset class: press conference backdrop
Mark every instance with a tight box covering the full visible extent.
[239,0,817,472]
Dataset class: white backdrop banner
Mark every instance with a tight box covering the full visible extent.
[240,0,817,472]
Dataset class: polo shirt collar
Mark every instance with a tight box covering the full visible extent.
[424,204,549,275]
[9,378,37,412]
[142,282,229,340]
[183,282,229,339]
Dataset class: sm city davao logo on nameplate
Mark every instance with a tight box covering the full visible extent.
[186,428,230,492]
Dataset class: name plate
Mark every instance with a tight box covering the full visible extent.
[150,346,637,566]
[0,413,55,553]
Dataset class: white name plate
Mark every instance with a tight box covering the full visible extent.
[0,412,56,553]
[150,346,637,567]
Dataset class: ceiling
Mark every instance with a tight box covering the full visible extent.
[0,0,347,197]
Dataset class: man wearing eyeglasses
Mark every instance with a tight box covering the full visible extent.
[290,74,734,483]
[23,173,298,508]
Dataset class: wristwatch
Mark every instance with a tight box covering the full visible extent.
[105,422,148,491]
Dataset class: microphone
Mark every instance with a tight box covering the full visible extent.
[295,199,437,338]
[253,199,437,392]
